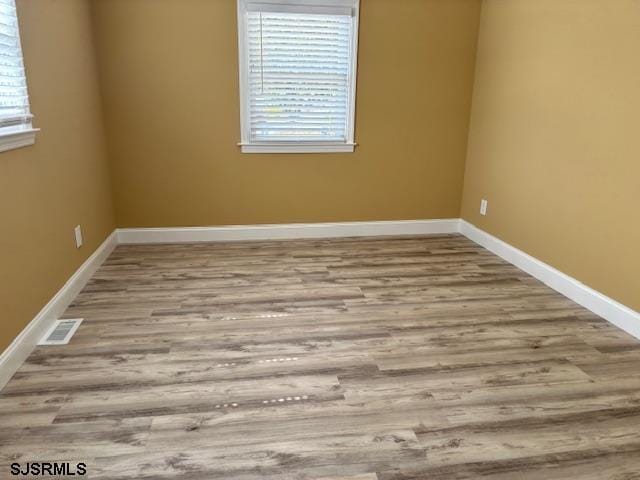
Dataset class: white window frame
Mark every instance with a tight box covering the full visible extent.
[0,0,38,153]
[236,0,360,154]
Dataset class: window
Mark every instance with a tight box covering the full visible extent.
[237,0,360,153]
[0,0,37,153]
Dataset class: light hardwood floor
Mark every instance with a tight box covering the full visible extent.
[2,234,640,479]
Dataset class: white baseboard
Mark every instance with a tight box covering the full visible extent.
[0,231,118,390]
[117,219,461,244]
[460,220,640,340]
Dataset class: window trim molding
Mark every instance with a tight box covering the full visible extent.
[238,142,356,154]
[0,128,39,154]
[236,0,360,154]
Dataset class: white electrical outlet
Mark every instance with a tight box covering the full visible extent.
[74,225,83,248]
[480,199,488,216]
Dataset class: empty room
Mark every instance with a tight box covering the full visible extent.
[1,0,639,478]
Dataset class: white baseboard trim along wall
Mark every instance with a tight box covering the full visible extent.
[460,220,640,341]
[0,232,118,390]
[1,219,639,390]
[116,219,461,244]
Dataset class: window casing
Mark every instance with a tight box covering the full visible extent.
[237,0,360,153]
[0,0,37,152]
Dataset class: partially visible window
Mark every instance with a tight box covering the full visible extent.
[237,0,360,153]
[0,0,37,153]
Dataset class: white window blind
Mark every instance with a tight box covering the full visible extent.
[0,0,36,151]
[238,0,359,153]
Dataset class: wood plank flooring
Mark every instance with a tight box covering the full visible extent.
[2,234,640,479]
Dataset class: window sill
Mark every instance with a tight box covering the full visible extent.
[239,142,356,154]
[0,128,39,153]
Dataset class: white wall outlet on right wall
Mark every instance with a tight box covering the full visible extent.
[480,199,488,216]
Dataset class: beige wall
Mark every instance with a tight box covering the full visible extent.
[461,0,640,311]
[91,0,481,227]
[0,0,115,351]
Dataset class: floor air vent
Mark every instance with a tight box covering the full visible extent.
[39,319,83,345]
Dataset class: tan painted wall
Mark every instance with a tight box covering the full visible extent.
[90,0,481,227]
[461,0,640,311]
[0,0,115,351]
